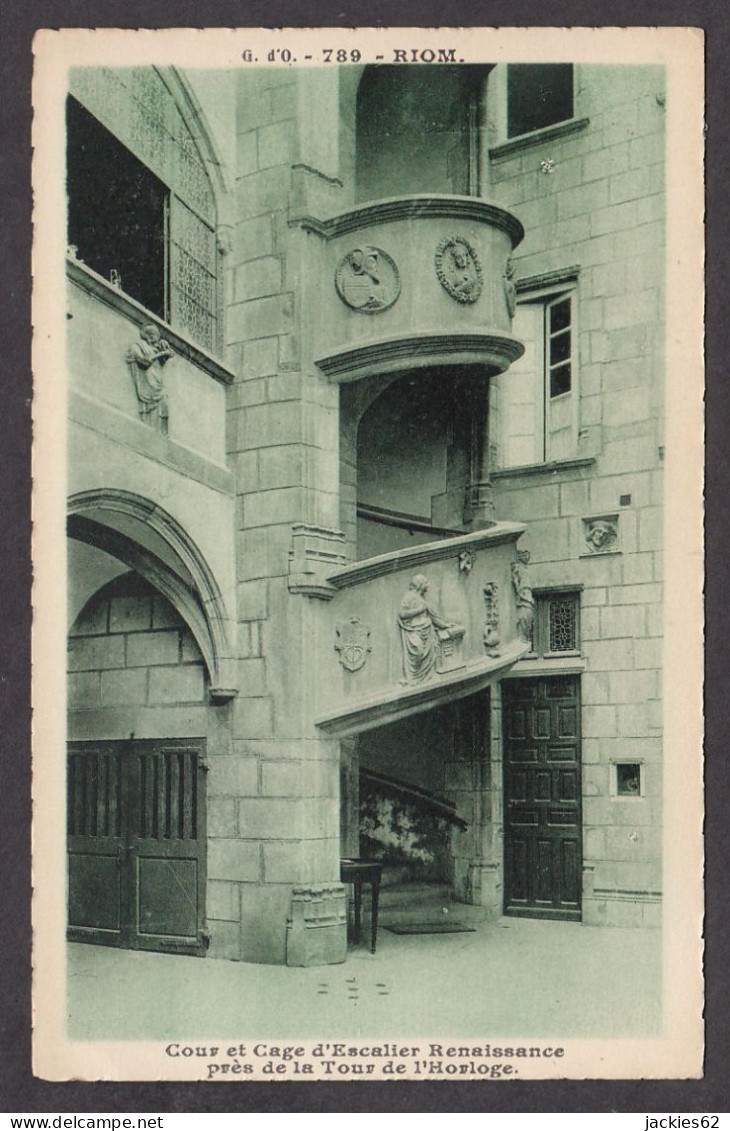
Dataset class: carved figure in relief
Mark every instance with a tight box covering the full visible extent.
[511,550,535,643]
[335,245,401,313]
[126,323,174,433]
[585,518,618,552]
[435,236,483,304]
[397,574,466,685]
[482,582,501,656]
[503,257,517,318]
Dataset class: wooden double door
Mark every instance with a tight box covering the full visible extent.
[503,676,582,920]
[67,739,208,955]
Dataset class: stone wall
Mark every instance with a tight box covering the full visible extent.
[487,65,665,926]
[68,574,208,713]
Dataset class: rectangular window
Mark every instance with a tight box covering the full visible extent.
[528,591,581,659]
[548,296,573,398]
[507,64,574,139]
[490,286,578,469]
[66,96,169,319]
[615,763,642,797]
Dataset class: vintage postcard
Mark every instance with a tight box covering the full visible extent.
[31,25,704,1082]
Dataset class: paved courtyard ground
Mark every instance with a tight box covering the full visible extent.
[67,917,662,1043]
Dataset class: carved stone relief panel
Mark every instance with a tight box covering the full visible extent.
[335,246,401,313]
[511,550,535,644]
[435,236,483,304]
[397,573,466,685]
[582,514,620,554]
[482,582,501,657]
[334,616,372,672]
[126,324,174,433]
[503,257,517,318]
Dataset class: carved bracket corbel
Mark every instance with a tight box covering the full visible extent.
[288,523,348,599]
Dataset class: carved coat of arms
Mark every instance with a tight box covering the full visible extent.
[335,246,401,313]
[334,617,372,672]
[435,236,483,304]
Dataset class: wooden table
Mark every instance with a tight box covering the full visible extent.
[340,858,382,954]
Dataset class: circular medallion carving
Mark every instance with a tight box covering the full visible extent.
[435,236,483,304]
[335,246,401,313]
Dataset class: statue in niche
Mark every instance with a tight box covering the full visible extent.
[126,323,174,434]
[503,257,517,318]
[511,550,535,644]
[585,518,618,553]
[397,574,466,685]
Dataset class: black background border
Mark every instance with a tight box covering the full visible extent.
[3,0,725,1114]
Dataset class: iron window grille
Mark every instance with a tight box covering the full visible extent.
[526,589,581,659]
[66,70,220,355]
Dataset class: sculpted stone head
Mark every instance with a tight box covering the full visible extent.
[141,323,162,345]
[587,520,616,549]
[410,573,429,595]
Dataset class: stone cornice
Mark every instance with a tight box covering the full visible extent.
[292,194,525,248]
[327,521,526,589]
[515,264,581,294]
[66,257,236,387]
[316,331,525,383]
[491,456,596,480]
[489,117,590,162]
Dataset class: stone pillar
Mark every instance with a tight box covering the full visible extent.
[481,680,505,918]
[443,692,492,906]
[220,68,349,964]
[464,371,496,527]
[339,737,360,858]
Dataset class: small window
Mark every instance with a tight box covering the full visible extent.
[527,591,581,659]
[615,763,642,797]
[66,96,169,319]
[507,64,574,139]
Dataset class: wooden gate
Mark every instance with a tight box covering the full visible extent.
[67,739,208,954]
[502,676,582,920]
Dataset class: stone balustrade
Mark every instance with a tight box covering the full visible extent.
[293,194,525,384]
[313,521,530,736]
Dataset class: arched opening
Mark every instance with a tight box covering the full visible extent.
[67,569,210,955]
[66,491,234,956]
[68,489,236,698]
[69,569,209,714]
[340,367,494,561]
[354,65,490,202]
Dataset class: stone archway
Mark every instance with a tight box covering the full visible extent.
[68,489,236,700]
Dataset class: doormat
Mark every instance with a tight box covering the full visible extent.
[383,922,476,935]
